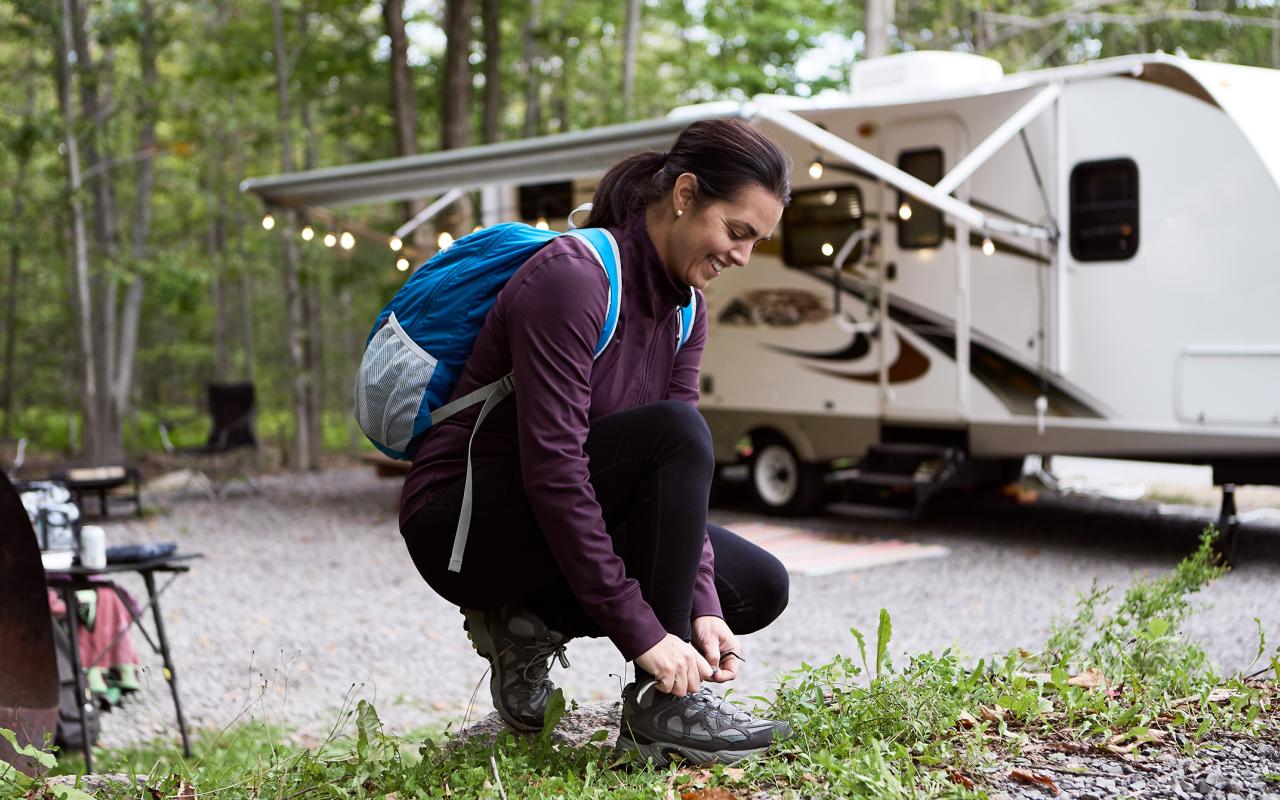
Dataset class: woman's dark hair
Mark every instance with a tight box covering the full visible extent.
[586,118,791,229]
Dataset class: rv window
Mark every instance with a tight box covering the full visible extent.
[518,181,574,222]
[1070,159,1138,261]
[897,149,944,249]
[781,186,864,268]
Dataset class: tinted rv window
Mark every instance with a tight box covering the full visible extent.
[518,181,574,222]
[897,149,944,249]
[1070,159,1138,261]
[781,186,864,268]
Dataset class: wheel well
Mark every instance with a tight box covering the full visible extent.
[742,425,818,462]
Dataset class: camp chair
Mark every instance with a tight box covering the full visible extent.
[0,471,60,777]
[160,382,260,498]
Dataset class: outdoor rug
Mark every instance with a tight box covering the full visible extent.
[724,521,949,577]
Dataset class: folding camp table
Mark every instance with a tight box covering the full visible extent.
[45,554,202,773]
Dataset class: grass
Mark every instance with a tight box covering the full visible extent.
[5,529,1278,799]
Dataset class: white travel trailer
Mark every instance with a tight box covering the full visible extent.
[244,52,1280,545]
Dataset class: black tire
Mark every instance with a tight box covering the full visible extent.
[748,432,824,516]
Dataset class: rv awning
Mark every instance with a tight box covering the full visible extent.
[240,108,739,210]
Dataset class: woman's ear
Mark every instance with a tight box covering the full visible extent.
[673,173,699,215]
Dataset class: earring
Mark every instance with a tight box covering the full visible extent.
[676,209,684,218]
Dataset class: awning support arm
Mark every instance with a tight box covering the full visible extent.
[934,83,1061,196]
[749,104,1053,241]
[394,187,464,240]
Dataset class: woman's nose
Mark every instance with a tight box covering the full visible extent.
[730,244,750,266]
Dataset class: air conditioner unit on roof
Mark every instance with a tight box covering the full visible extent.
[851,51,1003,98]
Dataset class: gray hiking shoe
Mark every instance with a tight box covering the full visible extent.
[616,681,792,767]
[462,606,570,733]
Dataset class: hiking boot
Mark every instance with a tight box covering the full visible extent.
[616,681,792,767]
[462,606,570,733]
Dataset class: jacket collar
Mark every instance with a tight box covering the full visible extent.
[611,213,692,316]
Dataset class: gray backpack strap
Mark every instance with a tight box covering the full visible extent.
[447,372,516,573]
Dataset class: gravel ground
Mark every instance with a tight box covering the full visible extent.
[87,466,1280,767]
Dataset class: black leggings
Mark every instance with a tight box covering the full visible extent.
[400,401,789,644]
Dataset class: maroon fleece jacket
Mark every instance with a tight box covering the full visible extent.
[399,213,719,660]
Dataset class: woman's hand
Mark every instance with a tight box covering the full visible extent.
[692,615,742,683]
[635,634,714,696]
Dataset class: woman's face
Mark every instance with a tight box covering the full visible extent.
[665,181,785,291]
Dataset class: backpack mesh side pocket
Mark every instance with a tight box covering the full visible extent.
[354,311,438,456]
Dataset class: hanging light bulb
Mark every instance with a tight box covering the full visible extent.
[982,237,995,256]
[808,158,824,180]
[300,224,314,241]
[820,242,834,257]
[339,231,355,250]
[534,216,550,230]
[261,212,276,230]
[323,232,337,248]
[389,236,403,252]
[437,231,454,250]
[898,201,913,221]
[396,258,410,272]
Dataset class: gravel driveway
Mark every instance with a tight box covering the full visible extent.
[87,467,1280,753]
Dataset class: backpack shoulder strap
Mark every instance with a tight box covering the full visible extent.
[564,228,623,359]
[675,290,697,352]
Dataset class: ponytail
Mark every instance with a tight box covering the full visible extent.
[586,119,791,229]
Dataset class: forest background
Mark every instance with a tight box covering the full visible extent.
[2,0,1278,470]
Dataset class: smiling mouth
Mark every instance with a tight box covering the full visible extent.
[709,257,728,276]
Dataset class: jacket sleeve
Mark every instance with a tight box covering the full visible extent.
[664,294,723,620]
[503,246,668,660]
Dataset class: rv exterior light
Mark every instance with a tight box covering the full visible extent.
[437,231,454,250]
[300,225,315,241]
[808,159,824,180]
[340,231,356,250]
[982,237,995,256]
[261,213,276,230]
[821,190,838,206]
[898,201,913,221]
[323,232,337,248]
[534,217,550,230]
[396,258,410,272]
[389,236,403,251]
[821,242,835,257]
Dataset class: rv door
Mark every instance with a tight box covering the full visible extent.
[879,116,968,424]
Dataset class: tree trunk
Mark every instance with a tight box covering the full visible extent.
[298,7,324,470]
[55,0,100,458]
[114,0,157,424]
[521,0,542,137]
[865,0,889,59]
[482,0,501,143]
[382,0,429,247]
[1,82,34,440]
[621,0,640,119]
[442,0,476,151]
[271,0,314,470]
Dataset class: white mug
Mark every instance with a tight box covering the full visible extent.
[79,525,107,569]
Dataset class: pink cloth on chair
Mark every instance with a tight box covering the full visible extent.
[48,587,140,670]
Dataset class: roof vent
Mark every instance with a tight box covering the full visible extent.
[851,52,1003,98]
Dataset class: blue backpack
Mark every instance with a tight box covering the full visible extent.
[353,219,697,572]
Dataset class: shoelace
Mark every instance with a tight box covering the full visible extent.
[517,640,571,683]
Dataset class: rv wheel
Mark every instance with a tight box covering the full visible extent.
[749,433,823,516]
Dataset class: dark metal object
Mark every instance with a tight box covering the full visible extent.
[0,473,60,777]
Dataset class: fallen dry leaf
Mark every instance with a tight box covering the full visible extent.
[175,781,198,800]
[681,790,739,800]
[957,710,978,729]
[949,771,976,789]
[1009,768,1060,795]
[1067,668,1108,690]
[722,767,746,781]
[979,704,1006,723]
